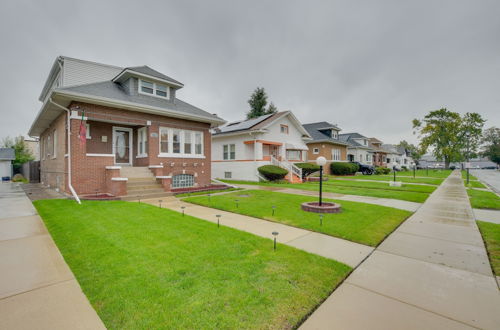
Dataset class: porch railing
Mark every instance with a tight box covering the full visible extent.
[270,156,302,180]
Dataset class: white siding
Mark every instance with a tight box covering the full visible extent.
[212,160,270,181]
[0,161,12,178]
[211,134,255,161]
[62,58,122,87]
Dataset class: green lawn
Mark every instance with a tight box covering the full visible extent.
[477,221,500,276]
[398,169,452,178]
[332,175,443,185]
[323,179,436,194]
[461,170,478,180]
[185,190,412,246]
[467,189,500,210]
[34,199,350,330]
[464,180,486,189]
[175,187,242,197]
[224,180,431,203]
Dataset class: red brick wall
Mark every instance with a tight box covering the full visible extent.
[39,112,67,192]
[67,102,212,194]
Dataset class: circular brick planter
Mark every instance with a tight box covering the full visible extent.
[301,201,342,213]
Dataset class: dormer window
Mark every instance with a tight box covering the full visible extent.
[332,130,338,139]
[139,79,169,99]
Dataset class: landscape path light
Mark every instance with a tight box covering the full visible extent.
[272,205,276,216]
[159,199,163,208]
[181,206,186,216]
[412,162,416,178]
[235,199,239,208]
[272,231,279,251]
[392,162,398,182]
[315,156,327,206]
[320,214,323,226]
[216,214,221,227]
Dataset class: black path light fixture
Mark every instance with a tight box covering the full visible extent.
[320,214,323,226]
[412,162,416,179]
[272,231,279,251]
[216,214,221,227]
[272,205,276,216]
[159,199,163,208]
[392,162,397,182]
[138,195,141,204]
[235,199,239,208]
[181,206,186,216]
[316,156,327,206]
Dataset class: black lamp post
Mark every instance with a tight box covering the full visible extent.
[412,162,416,179]
[316,157,327,206]
[216,214,221,227]
[272,231,279,251]
[392,162,397,182]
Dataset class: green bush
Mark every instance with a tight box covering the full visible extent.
[330,162,358,175]
[375,166,391,175]
[295,162,320,179]
[401,165,408,171]
[449,165,456,170]
[258,165,288,181]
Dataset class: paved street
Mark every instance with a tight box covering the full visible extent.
[0,183,105,330]
[471,169,500,193]
[300,171,500,330]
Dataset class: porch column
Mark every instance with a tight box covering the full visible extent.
[255,142,263,160]
[147,124,160,167]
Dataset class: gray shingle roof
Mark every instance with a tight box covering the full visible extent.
[58,81,224,123]
[126,66,183,86]
[0,148,15,160]
[303,122,347,145]
[339,133,373,149]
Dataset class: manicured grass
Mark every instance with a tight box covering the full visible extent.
[34,199,350,330]
[477,221,500,276]
[323,179,436,194]
[224,180,431,203]
[398,169,452,178]
[333,175,443,185]
[461,170,478,180]
[464,180,486,189]
[175,187,242,197]
[467,189,500,210]
[185,190,412,246]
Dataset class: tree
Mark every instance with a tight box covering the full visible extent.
[397,140,423,161]
[412,108,485,169]
[246,87,278,119]
[1,136,34,166]
[481,127,500,166]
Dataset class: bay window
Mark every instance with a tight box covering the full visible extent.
[172,129,181,154]
[184,131,192,154]
[158,127,204,158]
[195,132,202,155]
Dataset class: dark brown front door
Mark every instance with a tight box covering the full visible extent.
[114,128,131,164]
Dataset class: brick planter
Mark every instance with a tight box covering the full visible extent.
[301,201,342,213]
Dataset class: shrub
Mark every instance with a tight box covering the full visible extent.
[330,162,358,175]
[375,166,391,175]
[12,173,27,183]
[401,165,408,171]
[449,165,456,170]
[295,162,320,179]
[258,165,288,181]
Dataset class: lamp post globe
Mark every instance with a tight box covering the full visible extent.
[316,156,327,206]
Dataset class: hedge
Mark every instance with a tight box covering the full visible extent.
[330,162,359,175]
[258,165,288,181]
[375,167,391,175]
[295,162,320,179]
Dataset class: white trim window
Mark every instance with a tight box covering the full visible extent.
[158,127,205,158]
[47,135,51,157]
[223,144,236,160]
[332,148,341,161]
[313,148,319,154]
[366,153,370,162]
[137,127,148,157]
[139,79,170,99]
[86,123,91,139]
[286,150,301,160]
[52,130,57,159]
[332,130,338,139]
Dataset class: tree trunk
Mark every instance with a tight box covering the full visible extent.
[444,157,450,169]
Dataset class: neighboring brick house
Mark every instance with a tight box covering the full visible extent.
[302,122,349,174]
[338,132,374,165]
[211,111,311,182]
[28,56,225,200]
[368,137,388,167]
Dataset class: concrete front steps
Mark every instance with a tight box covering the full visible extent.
[119,167,172,201]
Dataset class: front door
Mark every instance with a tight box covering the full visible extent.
[113,127,132,165]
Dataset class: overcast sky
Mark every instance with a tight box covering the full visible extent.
[1,0,499,144]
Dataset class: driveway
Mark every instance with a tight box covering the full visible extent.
[471,169,500,193]
[0,182,105,330]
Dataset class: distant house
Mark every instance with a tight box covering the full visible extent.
[368,138,388,167]
[0,148,15,179]
[339,133,374,165]
[302,122,349,173]
[28,56,225,200]
[211,111,311,182]
[382,144,413,168]
[24,138,40,161]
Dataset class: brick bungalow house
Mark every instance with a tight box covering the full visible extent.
[302,122,349,174]
[368,137,388,167]
[28,56,225,201]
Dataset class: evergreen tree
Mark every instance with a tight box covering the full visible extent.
[246,87,278,119]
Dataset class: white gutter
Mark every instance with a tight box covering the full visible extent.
[49,98,81,204]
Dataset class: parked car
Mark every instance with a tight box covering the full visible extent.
[350,162,374,175]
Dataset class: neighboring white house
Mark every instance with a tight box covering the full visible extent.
[338,133,374,165]
[382,144,414,169]
[211,111,311,182]
[0,148,15,179]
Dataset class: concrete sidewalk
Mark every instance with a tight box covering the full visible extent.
[141,197,374,268]
[0,183,105,330]
[300,170,500,330]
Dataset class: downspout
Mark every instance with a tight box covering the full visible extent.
[49,98,81,204]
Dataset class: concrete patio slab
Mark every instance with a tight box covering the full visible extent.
[346,251,500,329]
[0,215,47,241]
[300,283,474,330]
[0,280,106,330]
[0,234,74,299]
[378,232,492,276]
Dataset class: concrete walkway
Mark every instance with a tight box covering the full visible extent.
[333,177,437,186]
[471,169,500,194]
[236,184,421,212]
[141,197,374,268]
[300,171,500,330]
[0,183,105,330]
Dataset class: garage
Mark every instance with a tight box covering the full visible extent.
[0,148,15,180]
